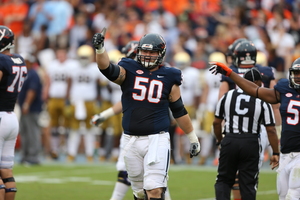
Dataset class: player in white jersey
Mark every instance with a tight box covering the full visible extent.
[107,81,123,161]
[45,47,75,160]
[172,52,201,164]
[198,52,225,165]
[97,71,112,161]
[66,45,102,162]
[104,50,124,162]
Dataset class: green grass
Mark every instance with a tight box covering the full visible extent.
[13,163,277,200]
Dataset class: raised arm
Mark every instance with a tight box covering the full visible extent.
[209,62,280,104]
[92,28,110,70]
[92,28,126,85]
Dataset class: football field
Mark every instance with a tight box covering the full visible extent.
[13,162,278,200]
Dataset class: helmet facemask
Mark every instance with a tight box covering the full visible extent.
[78,56,91,67]
[0,43,14,53]
[137,50,163,69]
[235,53,256,66]
[289,65,300,89]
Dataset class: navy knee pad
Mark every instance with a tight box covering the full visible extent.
[2,177,17,193]
[5,188,17,193]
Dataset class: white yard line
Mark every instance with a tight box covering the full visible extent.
[15,175,115,185]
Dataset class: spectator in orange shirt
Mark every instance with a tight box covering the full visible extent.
[2,0,29,37]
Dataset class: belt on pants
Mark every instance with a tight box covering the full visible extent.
[225,133,259,138]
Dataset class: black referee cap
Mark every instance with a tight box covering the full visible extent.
[243,68,268,82]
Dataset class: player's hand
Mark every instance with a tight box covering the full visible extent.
[189,142,201,158]
[90,113,106,127]
[92,28,106,50]
[209,61,232,77]
[270,155,279,170]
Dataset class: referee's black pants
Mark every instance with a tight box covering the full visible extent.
[215,133,260,200]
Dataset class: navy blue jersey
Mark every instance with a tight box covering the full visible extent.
[119,58,182,136]
[274,79,300,153]
[0,53,27,111]
[18,68,43,113]
[221,64,275,89]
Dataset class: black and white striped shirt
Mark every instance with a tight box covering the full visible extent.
[215,88,275,134]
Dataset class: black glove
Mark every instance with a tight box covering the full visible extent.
[209,61,232,77]
[92,28,106,50]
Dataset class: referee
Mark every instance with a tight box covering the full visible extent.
[213,68,279,200]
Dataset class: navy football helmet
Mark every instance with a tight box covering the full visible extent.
[121,40,138,59]
[289,58,300,89]
[233,41,257,67]
[226,38,248,57]
[0,26,14,52]
[137,33,166,69]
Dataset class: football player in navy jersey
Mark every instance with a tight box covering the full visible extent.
[91,40,172,200]
[92,29,200,200]
[0,26,27,200]
[209,57,300,200]
[220,40,276,98]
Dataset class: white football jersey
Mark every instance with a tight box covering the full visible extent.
[204,68,221,112]
[108,81,122,104]
[180,67,202,106]
[69,62,102,101]
[98,72,111,102]
[46,59,75,98]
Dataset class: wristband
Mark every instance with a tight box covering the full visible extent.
[256,87,259,98]
[272,152,280,156]
[226,68,232,77]
[186,130,198,143]
[96,47,105,54]
[101,107,115,119]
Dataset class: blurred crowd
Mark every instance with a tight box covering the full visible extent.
[2,0,300,165]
